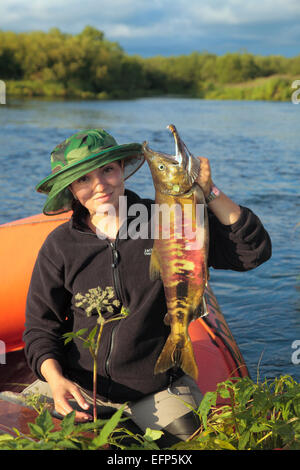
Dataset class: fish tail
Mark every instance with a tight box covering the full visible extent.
[154,334,198,381]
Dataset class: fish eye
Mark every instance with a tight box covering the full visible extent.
[158,164,165,171]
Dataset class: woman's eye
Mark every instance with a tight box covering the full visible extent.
[103,166,113,173]
[76,175,89,183]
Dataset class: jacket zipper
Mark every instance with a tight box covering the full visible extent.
[109,240,122,301]
[74,224,125,380]
[104,214,136,380]
[105,237,123,379]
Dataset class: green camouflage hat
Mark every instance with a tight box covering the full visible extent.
[36,128,144,215]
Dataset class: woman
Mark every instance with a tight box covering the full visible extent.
[23,128,272,446]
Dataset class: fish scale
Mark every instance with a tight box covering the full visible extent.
[142,125,209,380]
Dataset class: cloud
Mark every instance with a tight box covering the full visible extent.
[0,0,300,56]
[184,0,300,26]
[2,0,300,31]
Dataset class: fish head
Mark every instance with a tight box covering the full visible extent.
[142,124,200,196]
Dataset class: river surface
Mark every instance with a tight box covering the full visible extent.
[0,97,299,382]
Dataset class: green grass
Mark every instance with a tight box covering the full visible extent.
[199,75,295,101]
[5,75,297,102]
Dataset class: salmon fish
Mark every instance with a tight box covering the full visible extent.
[142,125,209,381]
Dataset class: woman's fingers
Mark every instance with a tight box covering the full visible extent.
[55,396,75,416]
[70,386,91,412]
[53,382,93,422]
[55,397,92,422]
[196,157,213,198]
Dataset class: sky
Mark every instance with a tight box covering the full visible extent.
[1,0,300,57]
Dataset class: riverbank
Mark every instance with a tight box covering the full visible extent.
[4,74,297,102]
[1,27,299,103]
[199,75,295,101]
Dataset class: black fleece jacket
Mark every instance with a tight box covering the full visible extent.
[23,189,272,402]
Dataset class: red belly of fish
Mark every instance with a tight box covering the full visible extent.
[156,199,207,318]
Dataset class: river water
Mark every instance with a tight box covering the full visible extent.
[0,97,299,382]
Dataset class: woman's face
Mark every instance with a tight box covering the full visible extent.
[69,161,125,216]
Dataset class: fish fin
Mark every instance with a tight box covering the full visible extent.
[193,183,206,205]
[190,304,202,321]
[149,247,161,281]
[188,153,201,185]
[190,298,207,320]
[194,183,209,246]
[163,312,171,325]
[154,335,198,381]
[201,296,209,317]
[194,183,210,284]
[191,293,209,320]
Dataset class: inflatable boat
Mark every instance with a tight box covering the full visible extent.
[0,212,249,394]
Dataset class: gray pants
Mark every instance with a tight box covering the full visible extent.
[22,375,203,444]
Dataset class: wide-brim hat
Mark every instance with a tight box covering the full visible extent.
[36,128,145,215]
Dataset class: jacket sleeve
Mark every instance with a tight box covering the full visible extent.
[23,247,72,381]
[208,205,272,271]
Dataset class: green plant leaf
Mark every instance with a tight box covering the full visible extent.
[90,406,125,449]
[56,439,82,450]
[197,391,217,429]
[235,377,255,406]
[35,409,54,434]
[28,422,45,439]
[60,411,76,435]
[63,332,75,345]
[250,422,270,433]
[217,386,231,399]
[120,306,130,317]
[0,434,15,442]
[74,418,108,433]
[273,422,295,443]
[75,328,89,337]
[294,398,300,417]
[88,325,98,342]
[252,389,271,414]
[143,427,164,442]
[214,438,236,450]
[238,430,250,450]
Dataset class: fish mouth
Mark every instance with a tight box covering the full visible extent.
[167,124,200,185]
[142,126,183,166]
[167,124,181,160]
[167,124,189,169]
[142,124,200,193]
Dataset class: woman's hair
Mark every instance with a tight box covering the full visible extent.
[71,198,89,221]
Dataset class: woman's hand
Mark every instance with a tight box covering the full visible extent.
[50,376,92,421]
[41,358,92,422]
[196,156,241,225]
[196,157,213,199]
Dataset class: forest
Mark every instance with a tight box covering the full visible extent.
[0,26,299,101]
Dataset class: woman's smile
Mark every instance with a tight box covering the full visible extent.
[93,192,113,202]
